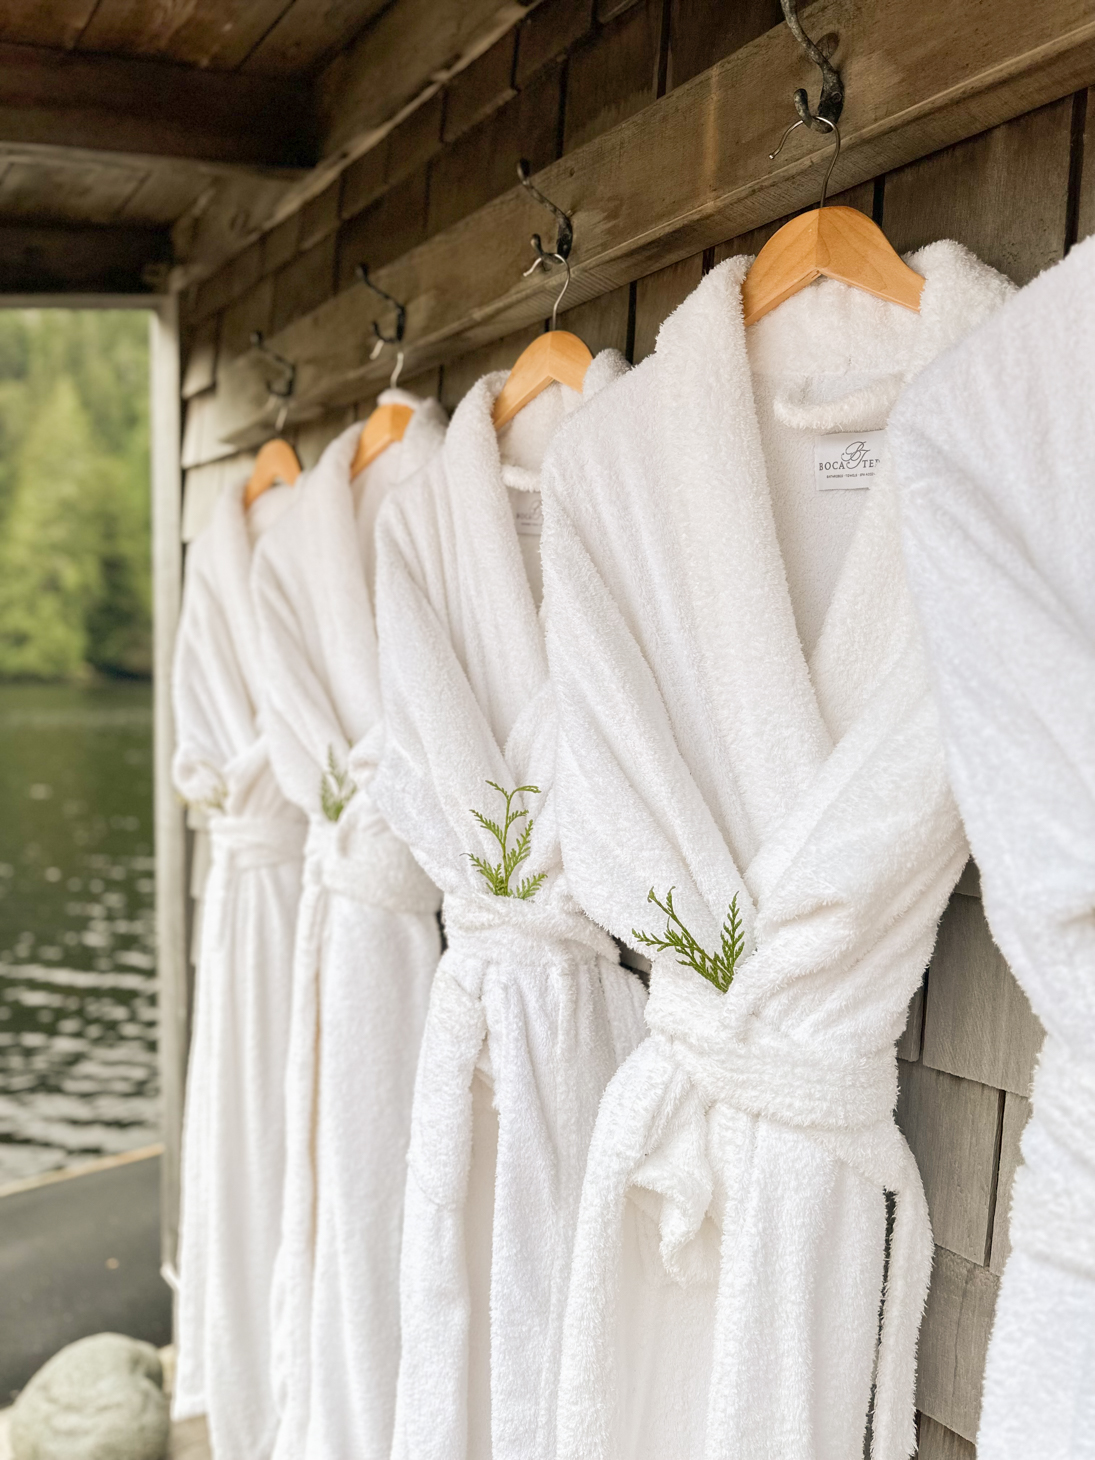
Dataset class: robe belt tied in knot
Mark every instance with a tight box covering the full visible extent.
[441,890,617,982]
[645,985,898,1134]
[303,805,440,914]
[209,813,304,872]
[1008,1036,1095,1280]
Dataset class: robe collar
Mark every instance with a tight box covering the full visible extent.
[649,241,1012,854]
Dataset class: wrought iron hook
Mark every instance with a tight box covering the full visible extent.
[517,158,574,266]
[779,0,843,132]
[250,331,295,401]
[356,263,407,346]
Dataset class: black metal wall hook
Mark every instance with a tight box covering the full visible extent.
[779,0,844,132]
[356,263,407,345]
[516,158,574,266]
[249,331,295,400]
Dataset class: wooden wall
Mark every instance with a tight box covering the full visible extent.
[175,4,1094,1452]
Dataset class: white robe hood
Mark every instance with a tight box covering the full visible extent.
[539,243,1014,1460]
[250,392,446,1460]
[891,234,1095,1460]
[371,356,649,1460]
[171,477,305,1460]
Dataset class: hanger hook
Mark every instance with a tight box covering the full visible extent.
[779,0,844,131]
[250,331,295,401]
[769,114,841,208]
[522,250,572,330]
[517,159,574,263]
[389,350,405,390]
[356,263,407,346]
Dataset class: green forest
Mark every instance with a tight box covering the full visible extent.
[0,310,151,681]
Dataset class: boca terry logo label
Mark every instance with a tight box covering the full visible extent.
[813,430,885,489]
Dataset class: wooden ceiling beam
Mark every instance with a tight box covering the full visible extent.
[0,42,315,166]
[0,221,169,293]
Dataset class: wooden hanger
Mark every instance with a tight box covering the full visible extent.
[742,118,923,329]
[492,330,592,431]
[351,402,414,474]
[244,439,301,509]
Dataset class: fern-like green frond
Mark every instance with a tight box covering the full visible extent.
[633,887,745,994]
[465,782,545,898]
[320,746,357,823]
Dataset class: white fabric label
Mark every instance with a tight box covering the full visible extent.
[813,431,885,489]
[513,491,544,536]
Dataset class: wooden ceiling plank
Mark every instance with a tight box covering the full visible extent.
[75,0,302,71]
[118,165,214,227]
[0,155,149,223]
[213,0,1095,441]
[0,0,100,51]
[0,42,314,164]
[242,0,391,77]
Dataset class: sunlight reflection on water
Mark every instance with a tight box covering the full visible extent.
[0,683,157,1184]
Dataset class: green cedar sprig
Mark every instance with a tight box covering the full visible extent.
[467,780,546,900]
[320,747,357,823]
[633,886,745,994]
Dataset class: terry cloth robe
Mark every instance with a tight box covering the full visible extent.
[250,395,447,1460]
[890,234,1095,1460]
[171,478,306,1460]
[370,359,649,1460]
[540,243,1014,1460]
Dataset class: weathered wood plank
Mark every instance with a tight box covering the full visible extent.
[219,275,273,365]
[0,41,313,165]
[667,0,781,91]
[0,1,99,50]
[215,0,1095,442]
[989,1090,1031,1275]
[0,153,144,223]
[271,233,336,336]
[560,282,631,356]
[75,0,298,70]
[242,0,389,76]
[955,861,981,899]
[0,220,166,292]
[317,0,530,160]
[632,251,702,361]
[884,96,1074,285]
[897,978,925,1064]
[563,0,661,153]
[516,0,594,87]
[918,1245,999,1443]
[181,388,236,470]
[443,31,518,144]
[917,1414,976,1460]
[181,316,219,400]
[921,894,1044,1098]
[1076,86,1095,241]
[897,1060,1003,1266]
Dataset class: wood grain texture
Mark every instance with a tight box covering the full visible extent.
[559,282,631,355]
[270,233,336,335]
[0,0,99,50]
[219,275,274,364]
[116,164,211,228]
[921,894,1044,1098]
[563,0,661,153]
[632,252,702,360]
[516,0,593,86]
[897,1060,1003,1266]
[340,94,444,219]
[298,178,340,251]
[75,0,298,70]
[242,0,389,76]
[917,1245,999,1442]
[1076,86,1095,242]
[0,40,312,164]
[443,30,518,144]
[884,96,1074,285]
[317,0,529,159]
[338,167,430,288]
[181,388,236,470]
[667,0,781,91]
[917,1414,976,1460]
[0,154,144,223]
[214,0,1095,440]
[989,1090,1031,1275]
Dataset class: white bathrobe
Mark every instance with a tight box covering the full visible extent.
[172,479,306,1460]
[371,360,649,1460]
[539,244,1014,1460]
[891,234,1095,1460]
[250,394,447,1460]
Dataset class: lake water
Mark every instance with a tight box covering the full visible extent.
[0,682,157,1186]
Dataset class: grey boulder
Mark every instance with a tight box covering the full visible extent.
[9,1333,169,1460]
